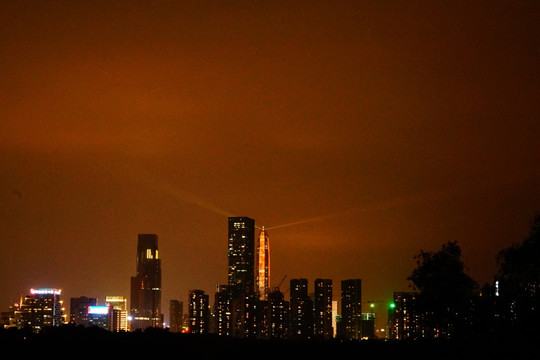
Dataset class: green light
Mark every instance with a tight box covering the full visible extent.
[370,303,375,308]
[389,303,395,309]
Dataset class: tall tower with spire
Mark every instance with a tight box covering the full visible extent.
[256,227,270,301]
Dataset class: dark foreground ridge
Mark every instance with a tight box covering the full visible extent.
[0,325,536,358]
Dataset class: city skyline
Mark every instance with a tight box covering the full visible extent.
[3,227,374,336]
[1,0,539,331]
[2,213,539,338]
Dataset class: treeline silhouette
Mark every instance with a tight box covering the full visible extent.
[404,213,540,342]
[0,324,534,358]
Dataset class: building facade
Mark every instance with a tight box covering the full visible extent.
[389,292,421,340]
[15,288,65,332]
[268,290,289,339]
[256,227,270,301]
[341,279,362,340]
[289,278,313,339]
[87,305,110,329]
[314,279,333,339]
[227,217,255,296]
[70,296,97,327]
[106,296,128,332]
[214,285,233,336]
[169,299,184,333]
[189,289,209,334]
[130,234,163,329]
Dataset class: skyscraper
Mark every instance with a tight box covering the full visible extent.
[390,292,421,340]
[15,288,65,332]
[214,285,234,336]
[169,299,184,333]
[256,227,270,301]
[231,291,259,338]
[341,279,362,340]
[106,296,128,332]
[314,279,333,339]
[289,278,313,339]
[130,234,163,329]
[227,217,255,295]
[268,289,289,339]
[189,289,209,334]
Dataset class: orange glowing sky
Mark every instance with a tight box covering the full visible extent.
[1,0,539,323]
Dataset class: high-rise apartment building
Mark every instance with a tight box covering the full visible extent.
[389,292,420,340]
[256,227,270,301]
[189,289,209,334]
[214,285,233,336]
[130,234,163,330]
[227,217,255,296]
[314,279,333,339]
[289,278,313,339]
[341,279,362,340]
[169,299,184,333]
[268,289,289,339]
[231,291,259,338]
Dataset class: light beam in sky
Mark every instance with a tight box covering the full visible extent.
[264,189,454,231]
[155,180,236,219]
[122,162,478,232]
[120,164,237,219]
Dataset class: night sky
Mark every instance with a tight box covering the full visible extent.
[1,0,539,325]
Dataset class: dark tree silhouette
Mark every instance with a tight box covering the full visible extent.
[408,241,478,338]
[496,213,540,334]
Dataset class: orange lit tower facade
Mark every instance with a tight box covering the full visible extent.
[256,227,270,301]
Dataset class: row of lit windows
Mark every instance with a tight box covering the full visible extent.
[146,249,159,259]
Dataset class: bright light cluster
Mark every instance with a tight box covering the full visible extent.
[30,288,62,295]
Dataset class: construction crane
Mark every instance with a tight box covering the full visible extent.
[273,274,287,293]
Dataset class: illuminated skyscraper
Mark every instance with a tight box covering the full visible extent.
[87,305,110,329]
[227,217,255,295]
[130,234,163,329]
[268,289,289,339]
[214,285,233,336]
[189,289,209,334]
[169,299,184,333]
[227,217,260,337]
[314,279,333,339]
[106,296,128,332]
[341,279,362,340]
[256,227,270,301]
[390,292,421,340]
[15,288,65,332]
[289,278,313,339]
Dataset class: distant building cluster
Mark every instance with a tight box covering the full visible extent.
[0,217,377,340]
[1,216,525,341]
